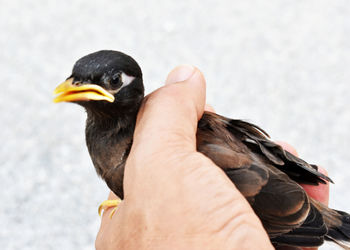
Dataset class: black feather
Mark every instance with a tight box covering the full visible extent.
[326,210,350,248]
[271,205,327,247]
[225,117,332,184]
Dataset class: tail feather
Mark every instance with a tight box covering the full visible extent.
[311,199,350,249]
[325,209,350,249]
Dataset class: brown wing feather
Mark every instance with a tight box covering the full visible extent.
[197,111,350,248]
[197,112,314,236]
[199,112,332,184]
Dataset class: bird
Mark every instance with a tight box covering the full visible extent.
[53,50,350,249]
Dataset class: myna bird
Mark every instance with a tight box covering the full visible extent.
[53,50,350,248]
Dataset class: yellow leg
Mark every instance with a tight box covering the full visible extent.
[98,199,122,218]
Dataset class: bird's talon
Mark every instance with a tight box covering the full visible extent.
[98,199,122,217]
[109,206,118,219]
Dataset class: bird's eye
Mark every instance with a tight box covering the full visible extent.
[110,72,123,89]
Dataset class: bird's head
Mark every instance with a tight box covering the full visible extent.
[53,50,144,117]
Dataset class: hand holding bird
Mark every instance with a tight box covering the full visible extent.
[96,65,273,249]
[54,51,350,248]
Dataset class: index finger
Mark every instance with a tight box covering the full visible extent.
[276,141,329,205]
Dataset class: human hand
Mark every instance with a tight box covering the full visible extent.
[96,65,273,250]
[96,66,330,250]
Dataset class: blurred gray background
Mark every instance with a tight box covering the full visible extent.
[1,0,350,249]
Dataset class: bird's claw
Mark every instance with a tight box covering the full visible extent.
[98,199,122,218]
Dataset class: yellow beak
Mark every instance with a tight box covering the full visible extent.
[53,78,115,103]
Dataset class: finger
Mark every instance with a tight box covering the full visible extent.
[300,166,329,206]
[302,170,329,250]
[132,65,206,153]
[275,141,298,156]
[276,142,326,250]
[276,141,329,205]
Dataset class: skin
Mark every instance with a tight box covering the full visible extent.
[95,66,329,250]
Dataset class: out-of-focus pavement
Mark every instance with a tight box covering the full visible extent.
[1,1,349,249]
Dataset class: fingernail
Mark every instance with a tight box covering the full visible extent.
[165,65,195,84]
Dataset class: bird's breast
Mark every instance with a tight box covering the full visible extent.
[85,120,133,198]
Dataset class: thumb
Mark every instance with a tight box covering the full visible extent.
[165,65,206,120]
[132,65,206,153]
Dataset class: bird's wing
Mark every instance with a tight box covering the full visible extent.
[196,112,329,240]
[225,164,328,246]
[199,112,332,185]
